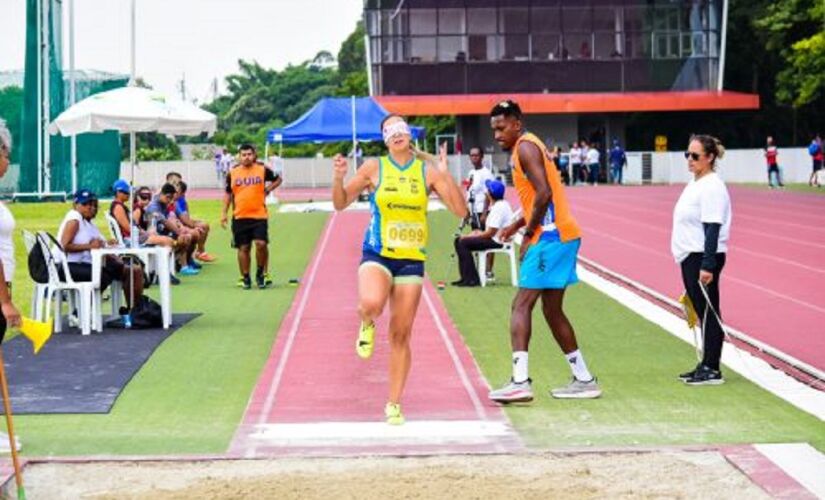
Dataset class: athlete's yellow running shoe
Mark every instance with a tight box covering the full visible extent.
[356,321,375,359]
[385,402,405,425]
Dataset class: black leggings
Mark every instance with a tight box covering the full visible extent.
[681,252,727,370]
[454,236,502,284]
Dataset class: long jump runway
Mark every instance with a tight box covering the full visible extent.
[563,185,825,376]
[230,211,521,458]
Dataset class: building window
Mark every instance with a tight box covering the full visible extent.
[499,7,528,34]
[531,6,561,33]
[382,37,407,63]
[381,9,407,37]
[438,36,467,62]
[592,7,618,32]
[654,32,680,59]
[563,33,593,60]
[499,34,530,61]
[624,31,651,59]
[410,37,436,63]
[468,34,497,61]
[562,7,591,33]
[468,8,497,34]
[594,32,622,59]
[532,33,562,60]
[410,9,436,36]
[366,10,381,36]
[438,8,465,35]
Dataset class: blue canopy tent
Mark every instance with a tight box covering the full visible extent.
[266,96,424,145]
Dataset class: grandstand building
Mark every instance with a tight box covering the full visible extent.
[364,0,758,153]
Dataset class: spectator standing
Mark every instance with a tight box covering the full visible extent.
[808,135,823,187]
[764,136,783,188]
[214,149,225,186]
[608,139,627,184]
[557,147,571,185]
[586,142,601,185]
[569,142,582,186]
[672,135,732,385]
[466,147,495,230]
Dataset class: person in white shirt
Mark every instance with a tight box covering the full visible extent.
[671,134,732,385]
[58,189,145,312]
[586,142,601,185]
[452,179,514,287]
[569,142,582,185]
[465,147,495,230]
[0,119,22,452]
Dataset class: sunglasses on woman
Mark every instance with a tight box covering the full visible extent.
[684,151,702,161]
[138,193,151,200]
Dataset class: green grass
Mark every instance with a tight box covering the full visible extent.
[7,200,328,456]
[740,182,825,194]
[427,211,825,451]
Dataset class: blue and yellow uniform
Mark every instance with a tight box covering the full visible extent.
[361,155,428,284]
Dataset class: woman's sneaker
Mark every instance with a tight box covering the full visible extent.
[179,265,199,276]
[356,322,375,359]
[684,365,724,385]
[488,379,533,404]
[385,402,405,425]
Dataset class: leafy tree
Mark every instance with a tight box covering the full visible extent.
[0,86,24,162]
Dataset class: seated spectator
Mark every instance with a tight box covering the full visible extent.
[174,181,215,262]
[145,183,199,276]
[110,179,175,249]
[451,180,514,287]
[57,189,144,311]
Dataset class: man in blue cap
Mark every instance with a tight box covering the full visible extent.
[451,179,514,287]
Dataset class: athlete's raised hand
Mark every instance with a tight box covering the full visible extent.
[332,154,349,180]
[437,141,449,173]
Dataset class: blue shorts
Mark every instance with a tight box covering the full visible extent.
[360,251,425,285]
[519,238,580,289]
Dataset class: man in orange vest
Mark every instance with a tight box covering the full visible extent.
[486,100,602,404]
[221,144,279,289]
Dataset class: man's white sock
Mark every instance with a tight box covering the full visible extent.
[513,351,529,383]
[565,349,593,382]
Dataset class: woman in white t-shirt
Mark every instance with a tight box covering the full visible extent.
[0,119,23,452]
[671,134,732,385]
[452,179,514,287]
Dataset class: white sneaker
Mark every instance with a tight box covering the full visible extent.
[0,431,22,453]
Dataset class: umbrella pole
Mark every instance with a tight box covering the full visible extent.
[351,96,357,176]
[129,131,136,315]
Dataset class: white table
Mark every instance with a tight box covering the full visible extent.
[90,246,173,330]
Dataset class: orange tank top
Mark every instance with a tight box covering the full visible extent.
[229,164,268,219]
[511,132,581,244]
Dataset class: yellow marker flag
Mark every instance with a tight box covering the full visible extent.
[678,293,698,330]
[18,317,53,355]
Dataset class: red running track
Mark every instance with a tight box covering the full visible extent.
[539,185,825,374]
[230,211,520,457]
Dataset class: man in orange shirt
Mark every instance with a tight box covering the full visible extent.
[487,100,601,403]
[221,144,279,289]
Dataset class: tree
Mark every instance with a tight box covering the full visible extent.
[337,21,366,77]
[0,86,24,162]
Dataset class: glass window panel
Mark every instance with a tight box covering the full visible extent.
[593,7,617,31]
[499,8,529,34]
[499,34,529,60]
[624,31,650,59]
[531,7,560,33]
[468,8,497,34]
[410,9,436,35]
[371,37,382,63]
[438,36,467,62]
[708,31,719,57]
[381,37,408,63]
[532,33,562,60]
[367,10,381,36]
[653,32,679,58]
[623,6,648,32]
[438,8,465,35]
[594,32,622,59]
[653,7,679,31]
[564,33,593,60]
[468,34,497,61]
[562,7,591,32]
[410,37,436,63]
[381,9,407,36]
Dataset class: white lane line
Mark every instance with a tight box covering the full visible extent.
[257,211,338,425]
[755,443,825,498]
[249,420,511,446]
[578,265,825,421]
[422,286,489,421]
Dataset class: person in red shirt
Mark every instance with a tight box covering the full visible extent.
[764,136,783,188]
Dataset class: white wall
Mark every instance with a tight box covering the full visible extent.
[124,147,816,189]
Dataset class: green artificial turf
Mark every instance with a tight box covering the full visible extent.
[6,200,327,456]
[427,211,825,451]
[740,182,825,194]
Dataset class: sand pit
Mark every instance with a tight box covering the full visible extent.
[16,450,768,499]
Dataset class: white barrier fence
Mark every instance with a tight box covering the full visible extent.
[123,148,815,190]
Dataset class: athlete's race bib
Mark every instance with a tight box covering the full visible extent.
[386,221,426,249]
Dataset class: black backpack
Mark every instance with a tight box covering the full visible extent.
[27,231,62,284]
[130,295,164,329]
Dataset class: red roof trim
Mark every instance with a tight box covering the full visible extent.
[375,91,760,116]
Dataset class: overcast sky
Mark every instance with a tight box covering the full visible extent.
[1,0,364,101]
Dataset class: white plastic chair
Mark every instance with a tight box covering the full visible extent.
[105,213,125,246]
[23,230,95,335]
[476,242,518,287]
